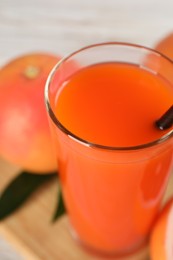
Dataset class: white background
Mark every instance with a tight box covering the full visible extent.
[0,0,173,66]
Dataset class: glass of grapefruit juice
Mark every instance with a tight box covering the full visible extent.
[45,43,173,257]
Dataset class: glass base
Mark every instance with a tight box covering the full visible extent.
[68,221,149,259]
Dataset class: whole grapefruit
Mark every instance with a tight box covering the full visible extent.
[155,32,173,60]
[154,32,173,85]
[0,53,61,173]
[150,198,173,260]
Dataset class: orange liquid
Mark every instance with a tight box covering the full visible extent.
[53,63,173,255]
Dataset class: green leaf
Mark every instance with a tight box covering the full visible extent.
[52,186,66,222]
[0,171,56,220]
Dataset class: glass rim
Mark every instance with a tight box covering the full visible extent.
[45,41,173,151]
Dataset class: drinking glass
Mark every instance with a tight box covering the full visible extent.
[45,43,173,257]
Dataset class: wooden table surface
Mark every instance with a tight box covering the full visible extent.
[0,0,173,259]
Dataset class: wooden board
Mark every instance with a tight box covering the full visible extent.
[0,158,173,260]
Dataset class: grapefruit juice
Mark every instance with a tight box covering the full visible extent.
[45,43,173,256]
